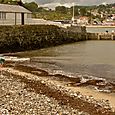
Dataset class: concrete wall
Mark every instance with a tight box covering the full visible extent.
[87,32,115,40]
[0,12,29,25]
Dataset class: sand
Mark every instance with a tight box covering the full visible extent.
[67,86,115,108]
[39,77,115,109]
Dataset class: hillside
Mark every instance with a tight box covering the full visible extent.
[0,0,114,22]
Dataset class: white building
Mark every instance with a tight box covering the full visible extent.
[76,16,89,25]
[0,3,62,27]
[0,3,32,25]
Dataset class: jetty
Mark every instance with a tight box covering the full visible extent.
[87,32,115,40]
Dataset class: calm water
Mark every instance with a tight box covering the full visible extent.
[86,27,115,33]
[18,41,115,82]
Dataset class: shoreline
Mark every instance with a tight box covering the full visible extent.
[5,62,115,94]
[2,68,115,115]
[1,64,115,114]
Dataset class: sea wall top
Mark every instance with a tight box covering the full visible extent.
[67,26,86,33]
[0,25,86,53]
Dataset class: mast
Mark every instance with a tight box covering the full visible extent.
[72,3,75,25]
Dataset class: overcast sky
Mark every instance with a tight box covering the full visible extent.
[33,0,115,5]
[22,0,115,9]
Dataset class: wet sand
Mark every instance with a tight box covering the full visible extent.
[68,86,115,108]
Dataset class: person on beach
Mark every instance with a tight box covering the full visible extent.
[0,57,5,68]
[0,57,5,77]
[112,30,115,33]
[106,30,108,33]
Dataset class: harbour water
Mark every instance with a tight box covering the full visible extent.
[86,26,115,33]
[16,41,115,83]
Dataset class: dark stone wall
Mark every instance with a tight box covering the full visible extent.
[87,33,98,40]
[67,26,86,33]
[0,25,86,53]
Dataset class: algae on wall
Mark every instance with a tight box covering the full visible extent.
[0,25,86,53]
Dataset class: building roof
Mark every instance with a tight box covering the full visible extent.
[0,4,31,13]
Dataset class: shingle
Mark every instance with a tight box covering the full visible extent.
[0,4,31,13]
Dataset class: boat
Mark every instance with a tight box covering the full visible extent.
[2,56,30,62]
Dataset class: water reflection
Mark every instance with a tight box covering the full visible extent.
[17,41,115,81]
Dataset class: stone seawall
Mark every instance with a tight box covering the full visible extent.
[67,26,86,33]
[0,25,86,53]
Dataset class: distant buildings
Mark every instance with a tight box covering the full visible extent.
[76,16,89,25]
[0,3,114,27]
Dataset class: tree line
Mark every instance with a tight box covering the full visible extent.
[0,0,114,21]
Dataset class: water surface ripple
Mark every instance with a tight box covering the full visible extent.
[18,41,115,83]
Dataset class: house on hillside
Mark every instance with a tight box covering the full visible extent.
[0,3,32,25]
[76,16,89,25]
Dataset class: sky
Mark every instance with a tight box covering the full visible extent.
[22,0,115,9]
[22,0,115,5]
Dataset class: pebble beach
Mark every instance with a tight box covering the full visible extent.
[0,64,115,115]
